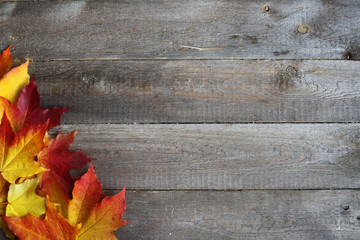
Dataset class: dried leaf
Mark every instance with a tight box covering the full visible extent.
[6,178,45,218]
[3,199,79,240]
[77,187,128,240]
[0,46,12,80]
[38,132,93,196]
[68,165,101,226]
[0,78,69,132]
[0,120,47,183]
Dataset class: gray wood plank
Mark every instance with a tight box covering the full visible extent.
[1,0,360,60]
[114,190,360,240]
[26,60,360,123]
[53,124,360,190]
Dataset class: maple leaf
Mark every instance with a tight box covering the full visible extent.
[40,171,69,219]
[0,118,47,183]
[6,177,45,218]
[71,165,128,239]
[0,46,12,79]
[3,198,79,240]
[0,60,30,127]
[38,132,94,196]
[0,61,29,105]
[0,46,128,239]
[42,164,128,239]
[68,165,101,226]
[0,78,69,133]
[77,187,128,240]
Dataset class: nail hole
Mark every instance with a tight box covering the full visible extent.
[341,205,350,211]
[345,51,352,60]
[357,216,360,220]
[262,4,270,12]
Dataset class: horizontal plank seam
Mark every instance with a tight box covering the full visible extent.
[13,58,356,62]
[105,188,360,192]
[57,122,360,125]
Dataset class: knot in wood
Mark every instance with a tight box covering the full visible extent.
[286,66,298,77]
[297,23,309,34]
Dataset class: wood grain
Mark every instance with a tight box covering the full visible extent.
[1,0,360,60]
[53,124,360,190]
[25,60,360,124]
[114,190,360,240]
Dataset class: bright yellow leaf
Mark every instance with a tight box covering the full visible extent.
[0,60,30,122]
[0,60,30,104]
[0,123,47,183]
[6,177,45,218]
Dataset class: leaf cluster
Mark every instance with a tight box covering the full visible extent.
[0,46,128,240]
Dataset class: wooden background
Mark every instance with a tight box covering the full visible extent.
[1,0,360,239]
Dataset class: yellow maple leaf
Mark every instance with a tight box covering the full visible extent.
[6,177,45,218]
[0,60,30,104]
[0,61,30,122]
[0,120,47,183]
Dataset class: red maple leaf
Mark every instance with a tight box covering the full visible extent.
[0,78,69,133]
[0,45,12,79]
[38,132,94,196]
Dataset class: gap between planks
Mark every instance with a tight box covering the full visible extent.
[12,58,360,62]
[106,188,360,192]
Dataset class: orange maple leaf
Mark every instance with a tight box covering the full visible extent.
[3,198,79,240]
[41,165,128,240]
[0,46,12,79]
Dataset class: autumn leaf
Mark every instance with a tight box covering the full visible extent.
[0,78,69,132]
[0,46,128,239]
[42,164,128,239]
[77,187,128,240]
[6,177,45,218]
[0,120,47,183]
[40,171,69,219]
[0,60,30,126]
[3,198,79,240]
[70,165,128,239]
[38,132,94,196]
[68,165,101,226]
[0,60,29,104]
[0,46,12,79]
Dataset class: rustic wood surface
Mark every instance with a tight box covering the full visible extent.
[2,0,360,239]
[24,60,360,123]
[53,124,360,190]
[114,190,360,240]
[1,0,360,60]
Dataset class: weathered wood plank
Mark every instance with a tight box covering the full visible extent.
[26,60,360,123]
[53,124,360,190]
[114,190,360,240]
[1,0,360,60]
